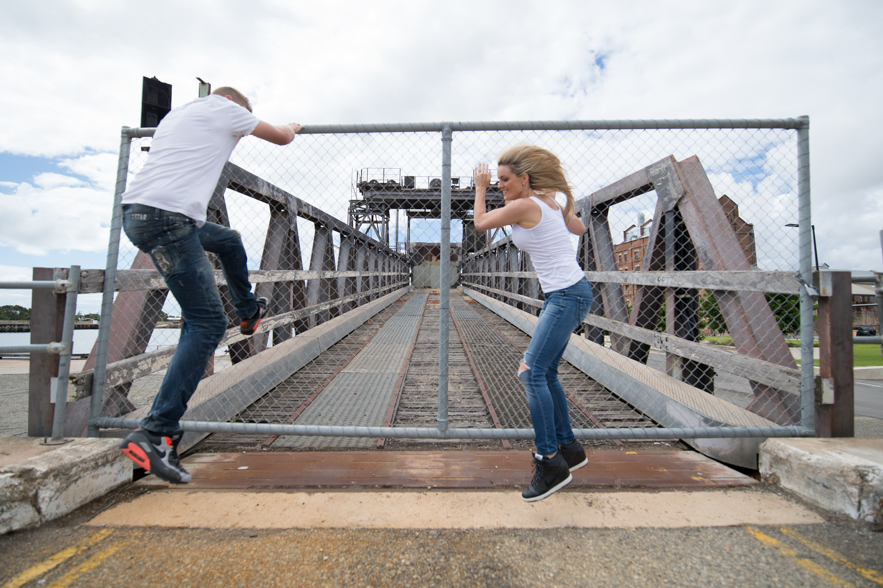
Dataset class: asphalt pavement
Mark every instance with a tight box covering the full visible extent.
[1,490,881,588]
[2,358,882,586]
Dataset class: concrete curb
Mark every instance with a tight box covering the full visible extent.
[759,438,883,524]
[808,365,883,380]
[853,366,883,380]
[0,438,132,535]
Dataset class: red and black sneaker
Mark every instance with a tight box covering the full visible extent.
[240,297,269,336]
[119,428,191,484]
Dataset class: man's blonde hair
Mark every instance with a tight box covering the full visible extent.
[211,86,252,112]
[498,145,575,222]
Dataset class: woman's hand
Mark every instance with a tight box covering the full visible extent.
[473,163,492,192]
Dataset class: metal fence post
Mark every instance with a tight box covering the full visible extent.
[437,124,452,434]
[89,127,134,436]
[46,265,80,444]
[797,115,816,433]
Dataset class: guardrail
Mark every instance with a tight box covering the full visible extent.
[0,266,80,444]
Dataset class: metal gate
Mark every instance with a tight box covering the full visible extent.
[83,118,818,466]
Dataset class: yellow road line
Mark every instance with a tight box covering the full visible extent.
[1,529,114,588]
[44,541,127,588]
[780,527,883,586]
[746,527,855,588]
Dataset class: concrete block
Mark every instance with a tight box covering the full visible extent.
[0,438,132,534]
[759,438,883,523]
[0,473,40,534]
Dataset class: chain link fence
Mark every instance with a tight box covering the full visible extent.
[84,119,816,464]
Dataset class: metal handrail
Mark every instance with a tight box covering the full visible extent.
[0,267,80,444]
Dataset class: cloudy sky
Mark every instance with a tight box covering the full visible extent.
[1,0,881,312]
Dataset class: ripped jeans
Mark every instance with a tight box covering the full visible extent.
[517,277,593,456]
[122,203,260,434]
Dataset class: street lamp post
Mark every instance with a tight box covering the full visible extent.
[785,223,819,270]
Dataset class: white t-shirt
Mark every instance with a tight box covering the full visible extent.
[121,94,260,226]
[510,196,585,293]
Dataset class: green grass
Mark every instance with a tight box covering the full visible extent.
[795,344,883,367]
[848,344,883,367]
[701,337,881,366]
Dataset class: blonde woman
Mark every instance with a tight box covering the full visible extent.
[473,145,592,501]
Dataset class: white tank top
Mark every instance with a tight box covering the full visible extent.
[510,196,585,293]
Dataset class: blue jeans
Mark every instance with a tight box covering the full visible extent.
[122,203,260,434]
[518,277,593,456]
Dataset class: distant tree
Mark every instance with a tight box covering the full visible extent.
[766,293,801,337]
[698,292,802,338]
[0,305,30,321]
[699,292,725,335]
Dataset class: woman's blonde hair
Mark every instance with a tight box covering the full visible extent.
[212,86,253,112]
[497,145,575,222]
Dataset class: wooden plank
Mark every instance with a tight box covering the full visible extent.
[466,288,776,469]
[214,181,261,366]
[816,271,854,436]
[355,246,368,305]
[82,251,167,372]
[77,268,403,294]
[124,286,412,454]
[73,282,409,394]
[460,284,799,396]
[337,237,354,315]
[576,199,604,343]
[225,162,400,257]
[648,156,685,212]
[272,206,304,342]
[461,283,541,310]
[584,312,800,394]
[28,268,64,436]
[622,196,666,363]
[589,207,630,352]
[459,270,801,294]
[589,163,654,208]
[676,157,799,424]
[171,450,754,490]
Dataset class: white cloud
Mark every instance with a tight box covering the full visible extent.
[0,0,881,274]
[59,153,118,191]
[0,166,112,256]
[33,172,85,189]
[0,265,39,309]
[0,265,33,282]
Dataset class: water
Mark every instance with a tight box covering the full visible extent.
[0,328,226,356]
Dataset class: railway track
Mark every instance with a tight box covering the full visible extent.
[194,290,660,453]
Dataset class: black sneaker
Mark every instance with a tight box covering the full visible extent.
[559,439,588,472]
[521,452,572,502]
[119,428,191,484]
[240,297,269,336]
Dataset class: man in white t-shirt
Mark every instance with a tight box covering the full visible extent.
[119,86,302,484]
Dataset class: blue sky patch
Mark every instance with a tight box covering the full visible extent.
[0,153,65,187]
[594,52,609,70]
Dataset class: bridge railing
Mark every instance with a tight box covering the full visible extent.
[2,267,80,442]
[67,126,409,439]
[461,149,816,435]
[73,119,824,463]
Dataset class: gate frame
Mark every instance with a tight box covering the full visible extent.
[86,118,819,445]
